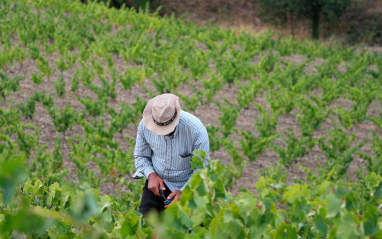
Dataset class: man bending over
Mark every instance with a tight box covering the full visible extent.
[132,93,210,217]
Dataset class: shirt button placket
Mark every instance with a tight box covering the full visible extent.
[167,138,170,163]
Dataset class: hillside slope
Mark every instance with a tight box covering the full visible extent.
[1,0,382,237]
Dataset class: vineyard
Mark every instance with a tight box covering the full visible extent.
[0,0,382,238]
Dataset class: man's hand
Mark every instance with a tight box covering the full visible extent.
[165,190,182,208]
[148,172,165,197]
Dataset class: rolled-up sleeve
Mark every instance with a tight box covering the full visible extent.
[134,120,154,179]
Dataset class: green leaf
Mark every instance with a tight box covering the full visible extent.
[326,193,342,218]
[191,154,204,170]
[47,182,59,208]
[262,197,274,211]
[225,219,245,238]
[0,154,27,204]
[193,194,207,208]
[200,150,206,159]
[177,204,194,229]
[215,178,227,199]
[275,222,298,239]
[181,188,196,209]
[3,206,56,236]
[337,213,359,239]
[190,207,207,226]
[314,212,328,234]
[345,192,358,211]
[249,224,268,239]
[275,210,285,228]
[195,176,209,196]
[188,172,203,190]
[362,205,379,236]
[69,192,99,222]
[121,212,140,237]
[283,184,299,203]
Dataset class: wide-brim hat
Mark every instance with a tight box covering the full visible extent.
[143,94,181,135]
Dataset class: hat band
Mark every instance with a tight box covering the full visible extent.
[152,109,177,126]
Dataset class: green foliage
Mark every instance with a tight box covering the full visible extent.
[35,57,53,77]
[119,67,146,90]
[30,142,70,185]
[53,75,66,97]
[295,96,330,140]
[272,128,316,168]
[31,72,44,85]
[48,103,79,132]
[358,133,382,175]
[216,99,240,138]
[41,93,55,109]
[55,56,69,73]
[240,130,276,161]
[70,69,80,92]
[222,139,245,187]
[1,0,382,237]
[17,96,36,119]
[0,72,22,100]
[206,125,222,152]
[258,0,353,39]
[108,103,134,133]
[254,103,279,138]
[346,10,382,46]
[78,96,108,117]
[0,150,27,204]
[257,0,303,27]
[178,93,200,111]
[318,127,369,181]
[15,123,39,157]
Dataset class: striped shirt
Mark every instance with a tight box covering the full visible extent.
[133,110,210,191]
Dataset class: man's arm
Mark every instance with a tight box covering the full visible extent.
[134,120,155,179]
[180,125,210,191]
[134,120,166,196]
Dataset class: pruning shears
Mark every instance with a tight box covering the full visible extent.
[159,186,174,205]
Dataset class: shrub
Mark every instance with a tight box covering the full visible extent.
[345,11,382,45]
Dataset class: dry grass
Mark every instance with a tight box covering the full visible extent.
[212,19,312,40]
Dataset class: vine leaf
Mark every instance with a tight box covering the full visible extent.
[326,194,342,218]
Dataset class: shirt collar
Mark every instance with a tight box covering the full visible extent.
[173,110,183,137]
[165,123,179,139]
[164,111,181,139]
[173,124,179,137]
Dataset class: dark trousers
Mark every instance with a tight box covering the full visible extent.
[138,180,172,217]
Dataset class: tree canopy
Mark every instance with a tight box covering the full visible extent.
[258,0,353,39]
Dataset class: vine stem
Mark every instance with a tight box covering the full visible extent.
[108,207,123,220]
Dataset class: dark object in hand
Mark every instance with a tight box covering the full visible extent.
[159,186,174,205]
[164,198,174,205]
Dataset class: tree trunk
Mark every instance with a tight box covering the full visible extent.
[312,7,320,39]
[289,10,295,37]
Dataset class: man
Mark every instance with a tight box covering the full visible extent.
[132,93,210,217]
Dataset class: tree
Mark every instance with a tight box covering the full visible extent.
[257,0,302,36]
[80,0,151,10]
[258,0,353,39]
[304,0,352,39]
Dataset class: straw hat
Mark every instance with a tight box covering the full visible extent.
[143,94,181,135]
